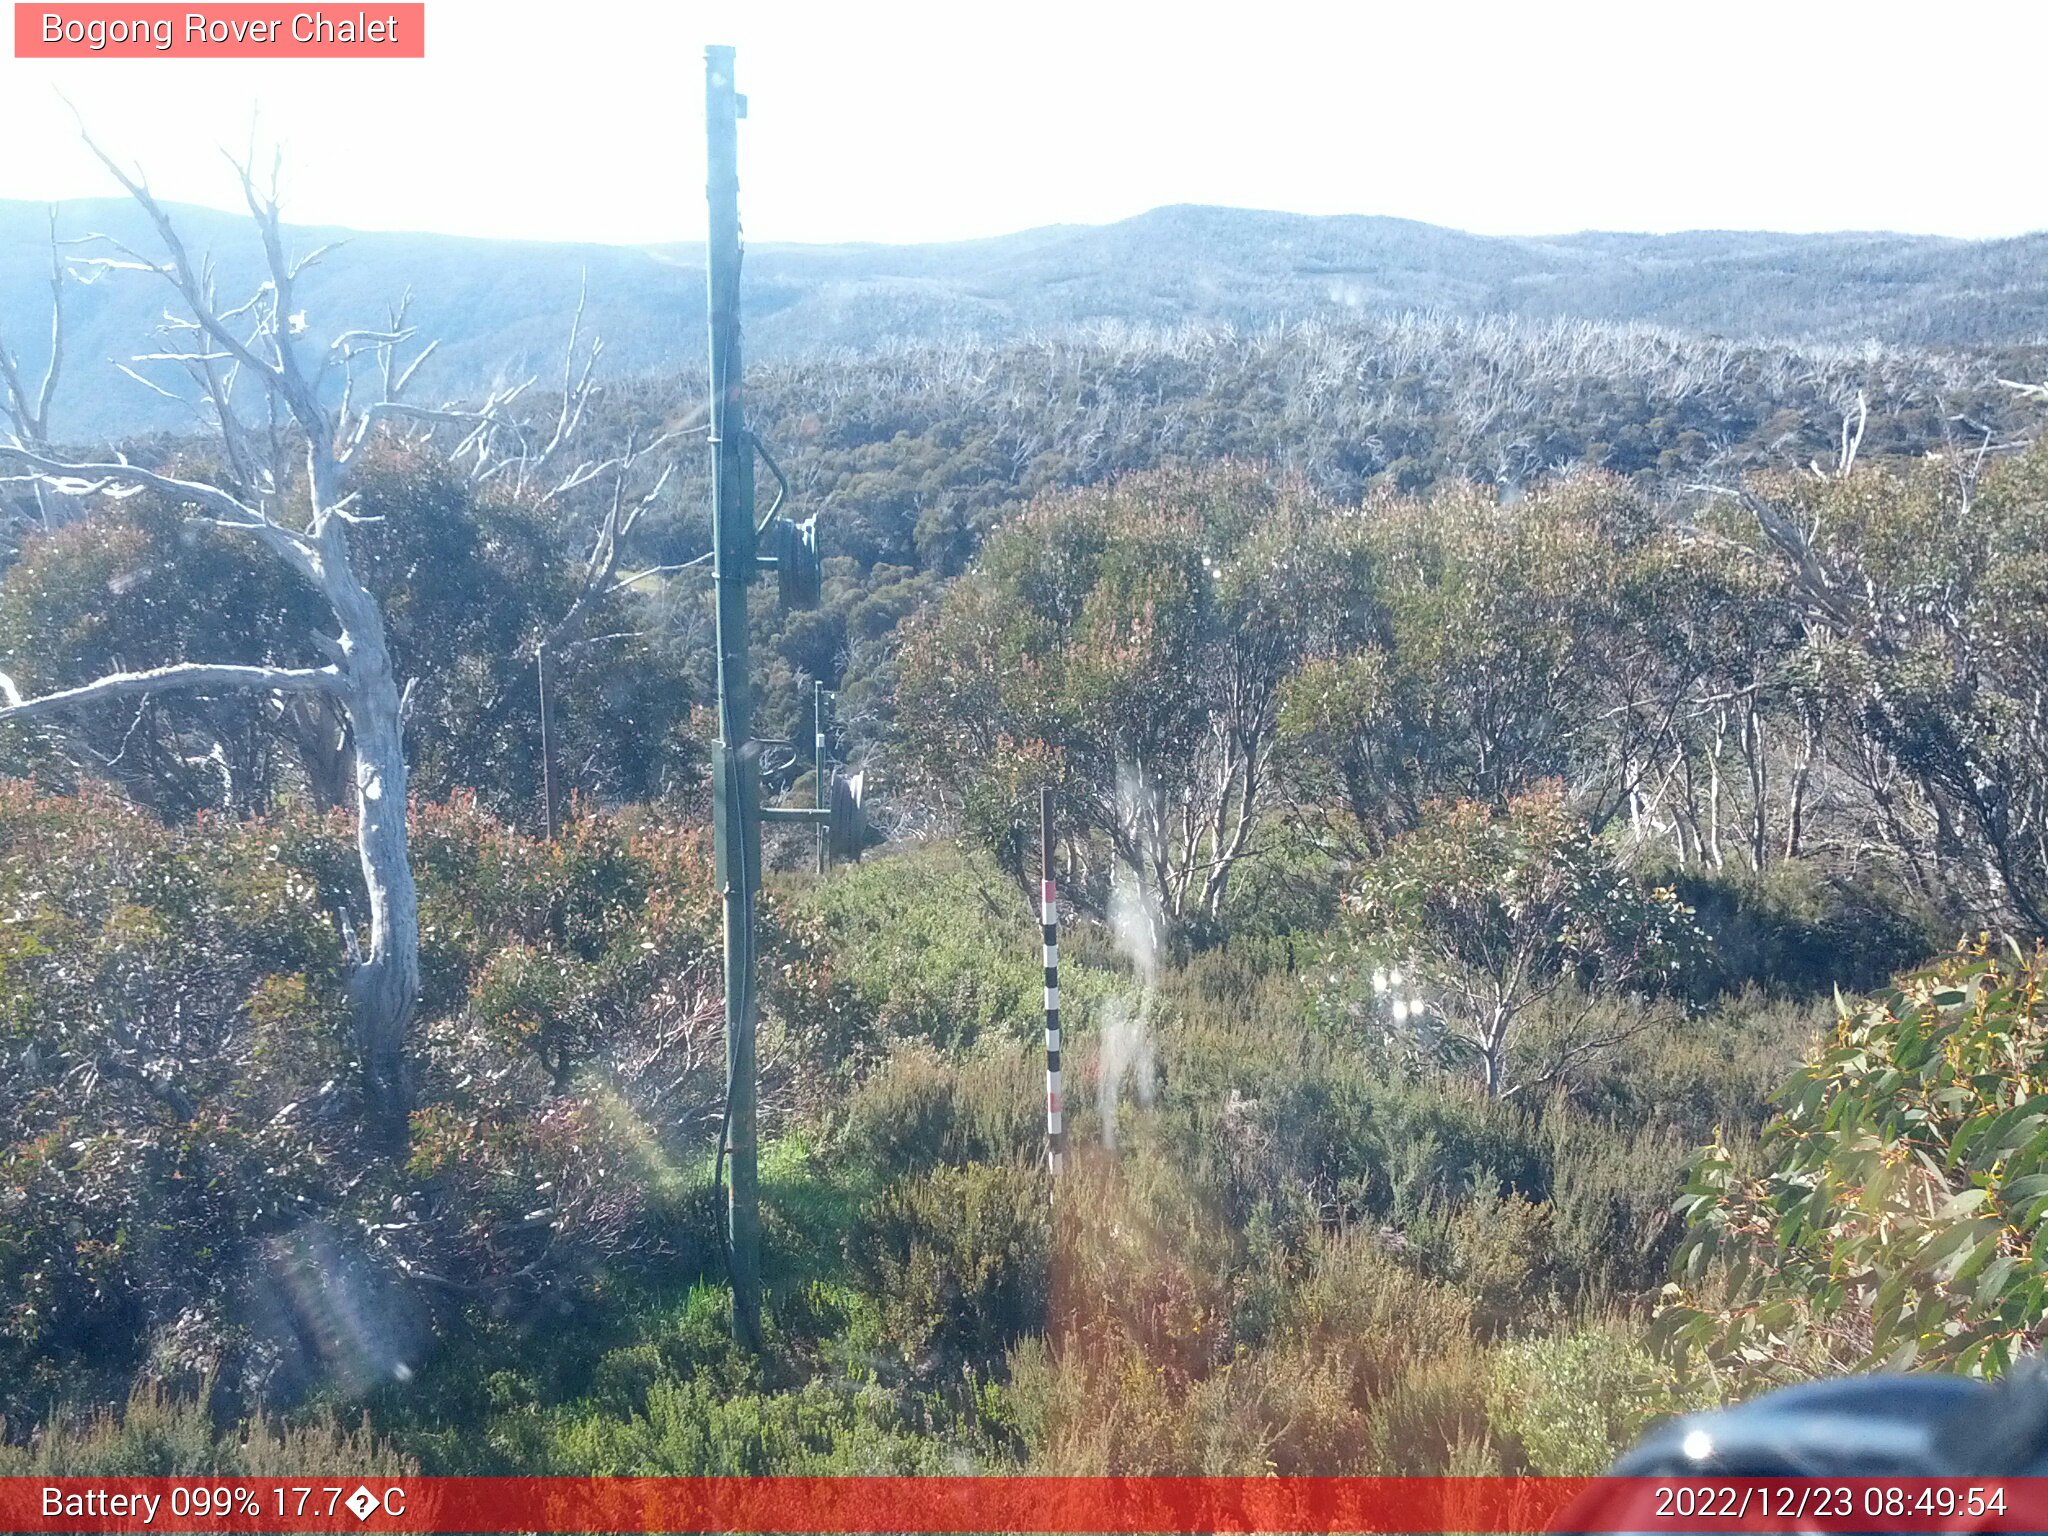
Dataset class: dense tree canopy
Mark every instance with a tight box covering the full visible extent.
[0,452,696,825]
[896,463,1376,928]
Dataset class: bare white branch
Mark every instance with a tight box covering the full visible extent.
[0,441,266,521]
[0,661,341,723]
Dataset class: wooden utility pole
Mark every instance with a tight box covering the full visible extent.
[705,42,762,1350]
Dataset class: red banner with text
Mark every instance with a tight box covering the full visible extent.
[6,1476,2048,1533]
[14,4,423,57]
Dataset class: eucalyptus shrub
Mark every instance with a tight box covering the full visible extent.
[1658,938,2048,1380]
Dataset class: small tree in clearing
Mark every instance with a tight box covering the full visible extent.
[1350,786,1697,1099]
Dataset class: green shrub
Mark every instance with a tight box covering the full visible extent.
[801,845,1110,1052]
[0,1384,413,1476]
[1542,1113,1696,1301]
[1568,988,1831,1143]
[0,785,353,1417]
[1488,1322,1715,1474]
[1158,996,1549,1235]
[1434,1184,1557,1331]
[848,1161,1051,1381]
[1281,1231,1480,1404]
[542,1375,960,1474]
[1346,787,1700,1099]
[0,785,802,1424]
[839,1041,1045,1172]
[1671,860,1941,1001]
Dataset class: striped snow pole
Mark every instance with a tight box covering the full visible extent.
[1041,787,1063,1179]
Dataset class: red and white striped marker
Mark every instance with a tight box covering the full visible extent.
[1040,788,1063,1179]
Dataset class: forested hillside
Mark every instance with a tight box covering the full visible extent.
[7,195,2048,438]
[5,174,2048,1481]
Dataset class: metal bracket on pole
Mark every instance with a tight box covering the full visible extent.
[828,770,867,863]
[762,769,864,861]
[773,515,822,610]
[761,804,830,826]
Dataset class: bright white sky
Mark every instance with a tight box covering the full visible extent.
[2,0,2044,246]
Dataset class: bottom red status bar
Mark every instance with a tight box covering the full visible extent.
[6,1476,2044,1533]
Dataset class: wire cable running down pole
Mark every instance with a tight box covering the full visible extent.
[1041,787,1063,1182]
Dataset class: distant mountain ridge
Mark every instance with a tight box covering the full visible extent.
[4,198,2045,440]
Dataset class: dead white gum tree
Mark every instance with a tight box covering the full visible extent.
[0,210,65,535]
[491,280,691,836]
[0,142,529,1155]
